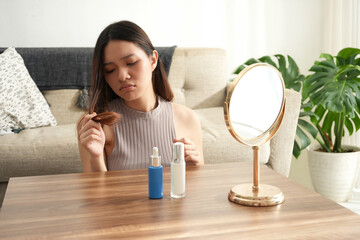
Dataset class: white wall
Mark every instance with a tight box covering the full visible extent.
[1,0,348,77]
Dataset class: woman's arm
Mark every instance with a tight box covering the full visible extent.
[77,113,111,172]
[172,103,204,165]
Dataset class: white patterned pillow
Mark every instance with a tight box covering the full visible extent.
[0,47,57,135]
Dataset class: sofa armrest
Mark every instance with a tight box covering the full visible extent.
[226,82,233,95]
[267,89,301,177]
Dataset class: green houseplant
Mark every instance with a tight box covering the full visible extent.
[303,47,360,202]
[303,47,360,152]
[233,55,317,158]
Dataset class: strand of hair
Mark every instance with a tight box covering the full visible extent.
[91,112,121,125]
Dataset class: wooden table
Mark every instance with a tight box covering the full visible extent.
[1,162,360,239]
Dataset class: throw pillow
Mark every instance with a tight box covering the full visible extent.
[0,47,57,135]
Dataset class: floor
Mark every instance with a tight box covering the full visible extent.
[338,190,360,215]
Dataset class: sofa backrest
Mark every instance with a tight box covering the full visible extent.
[1,47,228,125]
[0,47,93,90]
[168,48,228,109]
[0,47,176,90]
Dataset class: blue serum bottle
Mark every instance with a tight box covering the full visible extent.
[148,147,163,199]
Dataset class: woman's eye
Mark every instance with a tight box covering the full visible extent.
[127,61,138,66]
[105,69,115,74]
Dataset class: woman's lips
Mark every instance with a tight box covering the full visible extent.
[120,84,135,91]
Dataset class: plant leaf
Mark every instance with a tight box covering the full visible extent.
[337,48,360,59]
[320,53,334,61]
[311,105,326,125]
[345,118,354,136]
[296,126,312,153]
[275,55,287,75]
[293,141,301,159]
[258,56,277,68]
[353,113,360,131]
[299,111,318,119]
[298,119,318,138]
[322,111,336,136]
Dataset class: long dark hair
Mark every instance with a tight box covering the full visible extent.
[89,20,174,114]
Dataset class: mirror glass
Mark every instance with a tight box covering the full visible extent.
[228,64,284,141]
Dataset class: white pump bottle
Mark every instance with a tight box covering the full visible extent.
[171,142,185,198]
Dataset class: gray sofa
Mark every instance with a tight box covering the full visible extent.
[0,47,301,207]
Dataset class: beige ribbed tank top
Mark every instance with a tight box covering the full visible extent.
[107,96,176,170]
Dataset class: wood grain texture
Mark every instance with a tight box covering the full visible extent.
[0,182,7,208]
[0,162,360,239]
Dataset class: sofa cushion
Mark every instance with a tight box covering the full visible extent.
[42,89,86,125]
[0,47,57,135]
[0,124,82,181]
[194,107,270,164]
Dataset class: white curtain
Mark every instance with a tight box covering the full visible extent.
[321,0,360,147]
[327,0,360,192]
[322,0,360,55]
[334,0,360,147]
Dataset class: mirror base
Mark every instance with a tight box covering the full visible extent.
[228,183,284,207]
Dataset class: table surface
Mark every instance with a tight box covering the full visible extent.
[1,162,360,239]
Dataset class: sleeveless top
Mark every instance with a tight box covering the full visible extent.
[107,97,176,170]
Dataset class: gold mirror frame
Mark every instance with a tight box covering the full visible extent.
[224,63,286,207]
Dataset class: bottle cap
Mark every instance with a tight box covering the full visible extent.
[173,142,185,163]
[150,147,161,167]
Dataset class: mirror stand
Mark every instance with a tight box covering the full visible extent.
[228,146,284,207]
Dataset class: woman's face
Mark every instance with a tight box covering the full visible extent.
[103,40,158,103]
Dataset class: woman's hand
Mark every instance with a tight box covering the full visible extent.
[173,138,202,165]
[77,112,106,158]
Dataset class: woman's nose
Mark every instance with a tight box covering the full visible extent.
[118,69,130,81]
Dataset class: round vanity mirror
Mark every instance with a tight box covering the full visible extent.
[224,63,286,207]
[225,63,285,146]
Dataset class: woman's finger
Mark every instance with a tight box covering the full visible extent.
[185,154,201,165]
[184,149,200,157]
[80,112,96,127]
[81,127,103,140]
[183,144,198,152]
[80,133,103,146]
[79,117,102,137]
[174,137,194,145]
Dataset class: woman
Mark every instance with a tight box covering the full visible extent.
[77,21,203,172]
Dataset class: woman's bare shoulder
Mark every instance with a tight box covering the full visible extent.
[172,103,198,121]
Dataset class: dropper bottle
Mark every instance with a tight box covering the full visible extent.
[148,147,163,199]
[171,142,186,198]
